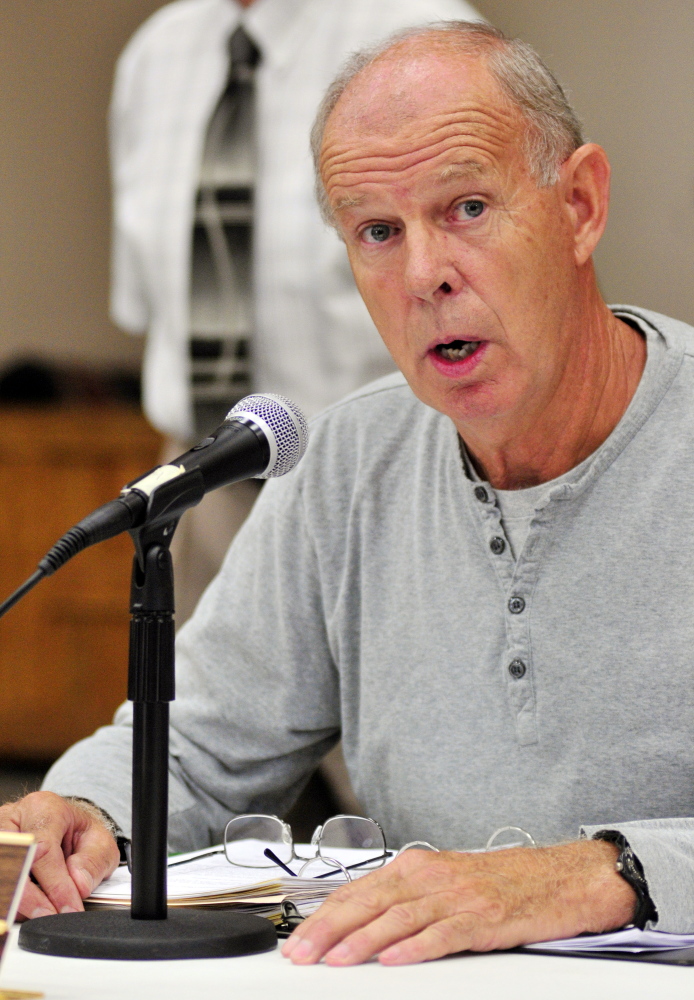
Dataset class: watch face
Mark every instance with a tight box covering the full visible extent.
[616,845,657,927]
[622,846,645,884]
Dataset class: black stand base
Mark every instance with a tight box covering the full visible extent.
[18,909,277,961]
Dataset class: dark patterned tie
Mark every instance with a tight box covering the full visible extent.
[189,26,261,439]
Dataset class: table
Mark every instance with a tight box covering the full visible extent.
[2,928,693,1000]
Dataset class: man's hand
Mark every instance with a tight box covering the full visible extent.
[0,791,120,919]
[282,840,637,966]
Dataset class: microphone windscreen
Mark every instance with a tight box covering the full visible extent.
[226,393,309,478]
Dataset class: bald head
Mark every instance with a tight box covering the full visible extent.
[312,22,584,225]
[325,33,491,140]
[321,45,525,228]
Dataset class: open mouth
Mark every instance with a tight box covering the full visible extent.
[435,340,481,361]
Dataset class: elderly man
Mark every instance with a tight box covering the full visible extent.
[3,21,694,965]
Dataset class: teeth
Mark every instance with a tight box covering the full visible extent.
[437,341,480,361]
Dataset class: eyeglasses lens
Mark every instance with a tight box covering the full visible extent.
[318,816,386,869]
[224,814,293,868]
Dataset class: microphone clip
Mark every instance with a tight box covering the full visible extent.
[128,467,206,575]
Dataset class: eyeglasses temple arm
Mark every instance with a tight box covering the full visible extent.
[264,847,297,876]
[314,850,393,878]
[167,845,225,868]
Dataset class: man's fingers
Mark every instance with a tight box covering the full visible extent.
[66,823,120,899]
[0,791,119,918]
[282,881,385,962]
[0,793,82,915]
[30,834,86,914]
[283,877,393,961]
[379,914,481,966]
[16,879,58,921]
[283,852,449,964]
[322,890,468,966]
[378,902,522,966]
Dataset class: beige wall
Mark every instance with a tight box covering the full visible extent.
[1,0,693,376]
[475,0,694,322]
[0,0,166,372]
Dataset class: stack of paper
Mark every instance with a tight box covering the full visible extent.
[524,927,694,954]
[87,842,376,923]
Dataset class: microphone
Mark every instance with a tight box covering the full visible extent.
[0,394,308,619]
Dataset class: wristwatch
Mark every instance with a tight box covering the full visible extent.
[593,829,658,929]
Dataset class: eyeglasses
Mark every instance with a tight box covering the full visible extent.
[223,813,393,880]
[168,816,535,877]
[485,826,536,850]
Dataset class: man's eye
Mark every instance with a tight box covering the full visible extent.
[362,223,393,244]
[456,200,485,219]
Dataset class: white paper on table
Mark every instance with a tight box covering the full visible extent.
[89,840,382,906]
[525,927,694,954]
[89,853,281,901]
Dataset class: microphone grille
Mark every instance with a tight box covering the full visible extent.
[226,393,309,478]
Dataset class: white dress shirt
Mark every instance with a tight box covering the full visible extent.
[109,0,482,438]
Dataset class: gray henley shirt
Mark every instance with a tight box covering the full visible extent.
[44,305,694,932]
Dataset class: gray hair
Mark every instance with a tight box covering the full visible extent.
[310,21,585,225]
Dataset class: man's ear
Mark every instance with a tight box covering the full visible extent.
[559,143,611,266]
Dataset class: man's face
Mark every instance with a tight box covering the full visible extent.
[321,46,583,433]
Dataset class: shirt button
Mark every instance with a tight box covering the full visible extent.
[509,659,527,679]
[474,486,489,503]
[508,596,526,614]
[490,536,506,555]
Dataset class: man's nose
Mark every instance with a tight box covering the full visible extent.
[403,225,461,302]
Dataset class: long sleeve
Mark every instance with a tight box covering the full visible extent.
[108,31,151,336]
[581,818,694,932]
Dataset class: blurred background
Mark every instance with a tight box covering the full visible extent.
[0,0,692,801]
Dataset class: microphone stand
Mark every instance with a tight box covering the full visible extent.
[128,512,176,921]
[19,474,276,959]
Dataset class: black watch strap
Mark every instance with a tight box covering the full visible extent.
[116,835,132,870]
[593,830,658,929]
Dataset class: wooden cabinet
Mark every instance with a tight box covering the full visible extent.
[0,406,162,760]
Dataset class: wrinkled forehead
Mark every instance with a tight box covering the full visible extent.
[320,46,526,198]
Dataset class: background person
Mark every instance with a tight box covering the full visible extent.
[110,0,482,624]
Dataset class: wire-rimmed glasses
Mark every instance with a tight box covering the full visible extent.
[166,815,536,881]
[223,813,392,879]
[485,826,536,850]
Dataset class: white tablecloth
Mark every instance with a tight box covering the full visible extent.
[2,928,693,1000]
